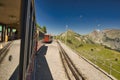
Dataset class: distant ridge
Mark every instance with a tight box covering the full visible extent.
[59,29,120,51]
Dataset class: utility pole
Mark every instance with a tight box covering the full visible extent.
[65,25,68,45]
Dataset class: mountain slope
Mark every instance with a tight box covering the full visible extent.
[59,29,94,48]
[88,29,120,51]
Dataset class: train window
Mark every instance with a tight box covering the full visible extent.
[0,25,2,41]
[35,0,120,79]
[8,28,10,32]
[0,25,2,31]
[7,28,10,36]
[12,29,16,32]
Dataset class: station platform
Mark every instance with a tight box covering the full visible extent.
[35,41,68,80]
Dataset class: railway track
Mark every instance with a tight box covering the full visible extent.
[0,42,13,63]
[57,41,86,80]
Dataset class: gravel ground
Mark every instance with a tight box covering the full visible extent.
[35,41,68,80]
[59,41,116,80]
[0,40,20,80]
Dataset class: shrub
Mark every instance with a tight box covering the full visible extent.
[67,39,72,44]
[91,48,94,51]
[78,44,83,47]
[115,58,118,61]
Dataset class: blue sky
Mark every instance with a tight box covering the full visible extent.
[35,0,120,35]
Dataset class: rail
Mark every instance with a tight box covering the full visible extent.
[0,42,13,63]
[57,41,86,80]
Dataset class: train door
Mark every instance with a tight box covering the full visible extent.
[19,0,37,80]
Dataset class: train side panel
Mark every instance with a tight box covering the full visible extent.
[44,35,49,42]
[43,35,52,43]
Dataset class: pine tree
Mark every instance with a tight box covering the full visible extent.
[42,26,47,33]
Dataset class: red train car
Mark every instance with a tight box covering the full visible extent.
[43,34,53,43]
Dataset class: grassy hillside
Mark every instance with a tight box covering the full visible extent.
[57,30,120,79]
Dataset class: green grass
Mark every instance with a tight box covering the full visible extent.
[74,43,120,79]
[58,36,120,79]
